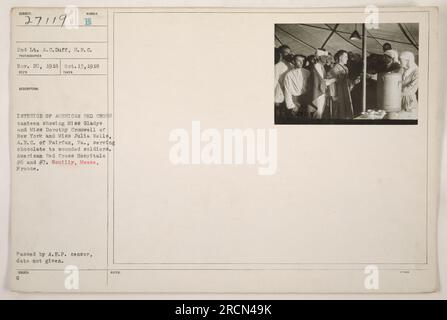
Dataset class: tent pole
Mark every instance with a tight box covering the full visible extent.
[362,23,367,113]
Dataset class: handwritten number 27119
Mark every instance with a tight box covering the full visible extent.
[24,14,67,26]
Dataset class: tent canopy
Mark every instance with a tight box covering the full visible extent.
[275,23,419,60]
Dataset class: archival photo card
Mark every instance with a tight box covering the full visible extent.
[8,7,439,293]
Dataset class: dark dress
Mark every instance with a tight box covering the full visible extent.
[328,63,354,119]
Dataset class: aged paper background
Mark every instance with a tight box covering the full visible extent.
[1,0,447,298]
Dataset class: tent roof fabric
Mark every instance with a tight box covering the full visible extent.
[275,23,419,59]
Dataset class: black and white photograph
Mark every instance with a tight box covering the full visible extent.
[274,23,419,124]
